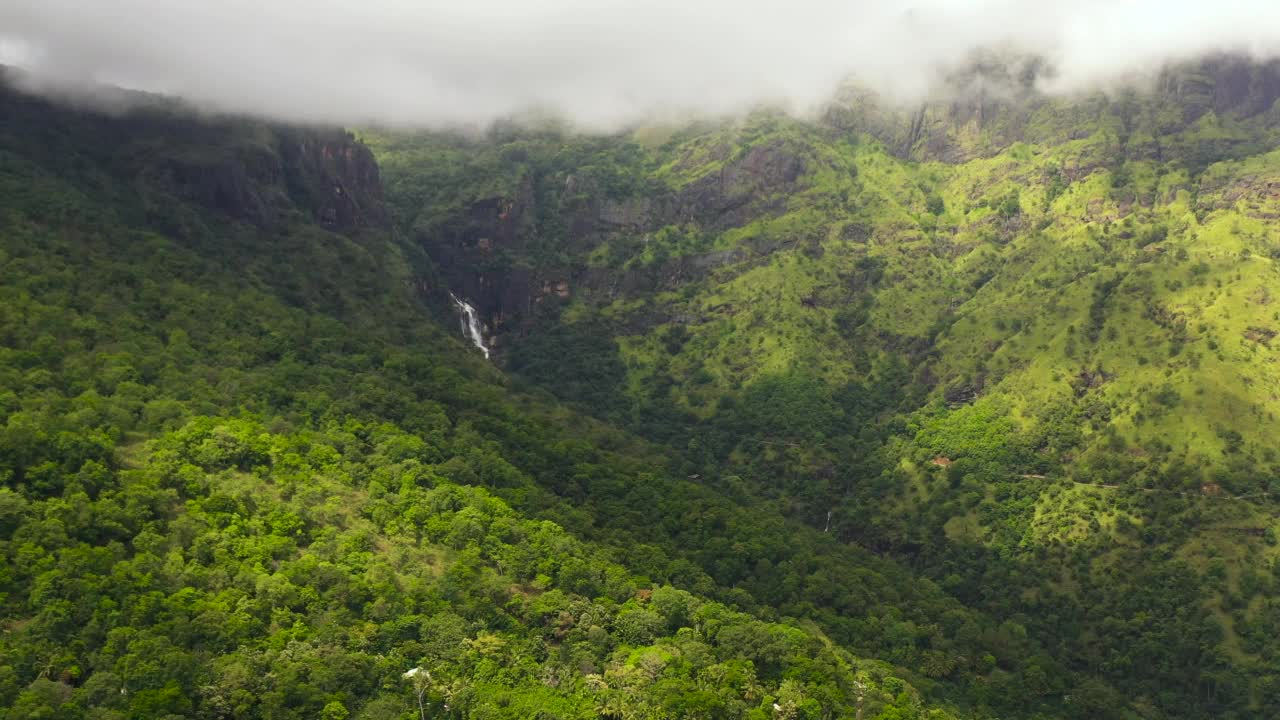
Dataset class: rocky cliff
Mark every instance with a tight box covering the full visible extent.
[403,131,813,351]
[824,52,1280,163]
[0,72,387,233]
[372,54,1280,369]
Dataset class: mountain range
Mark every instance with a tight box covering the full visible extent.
[4,54,1280,719]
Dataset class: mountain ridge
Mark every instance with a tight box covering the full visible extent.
[366,52,1280,718]
[5,54,1280,718]
[0,71,1044,719]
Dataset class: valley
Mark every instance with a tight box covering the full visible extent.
[3,54,1280,719]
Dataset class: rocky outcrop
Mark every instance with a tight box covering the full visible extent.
[147,143,282,226]
[1160,54,1280,122]
[0,75,388,232]
[419,138,808,353]
[823,50,1049,162]
[666,140,806,229]
[147,127,387,231]
[278,129,387,230]
[424,174,538,329]
[824,53,1280,164]
[561,138,806,238]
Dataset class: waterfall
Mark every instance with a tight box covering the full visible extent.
[448,292,491,360]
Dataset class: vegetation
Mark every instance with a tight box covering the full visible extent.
[363,60,1280,718]
[0,82,975,719]
[7,57,1280,719]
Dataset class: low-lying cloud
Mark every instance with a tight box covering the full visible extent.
[3,1,1280,129]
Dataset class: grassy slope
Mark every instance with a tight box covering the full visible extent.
[369,84,1280,717]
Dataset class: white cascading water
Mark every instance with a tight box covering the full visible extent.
[448,292,491,360]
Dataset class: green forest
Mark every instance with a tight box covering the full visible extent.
[5,55,1280,719]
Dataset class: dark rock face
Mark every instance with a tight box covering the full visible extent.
[278,130,387,231]
[150,144,281,226]
[149,128,388,231]
[0,76,388,232]
[667,140,806,229]
[597,197,652,228]
[826,53,1280,164]
[556,138,806,239]
[426,175,537,328]
[1163,55,1280,121]
[419,138,808,352]
[419,52,1280,359]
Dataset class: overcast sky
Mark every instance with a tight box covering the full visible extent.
[3,1,1280,128]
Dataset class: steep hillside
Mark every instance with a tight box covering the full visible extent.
[7,53,1280,718]
[368,55,1280,718]
[370,56,1280,473]
[0,77,1042,719]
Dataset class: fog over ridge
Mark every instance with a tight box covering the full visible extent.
[3,0,1280,128]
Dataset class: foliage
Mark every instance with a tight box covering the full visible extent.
[366,66,1280,719]
[0,83,973,719]
[9,61,1280,720]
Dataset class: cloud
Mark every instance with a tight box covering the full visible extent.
[2,0,1280,129]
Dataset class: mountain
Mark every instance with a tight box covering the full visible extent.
[366,54,1280,717]
[4,53,1280,719]
[0,72,996,720]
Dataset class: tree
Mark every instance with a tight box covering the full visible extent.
[403,667,432,720]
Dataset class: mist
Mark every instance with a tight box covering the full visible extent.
[3,1,1280,129]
